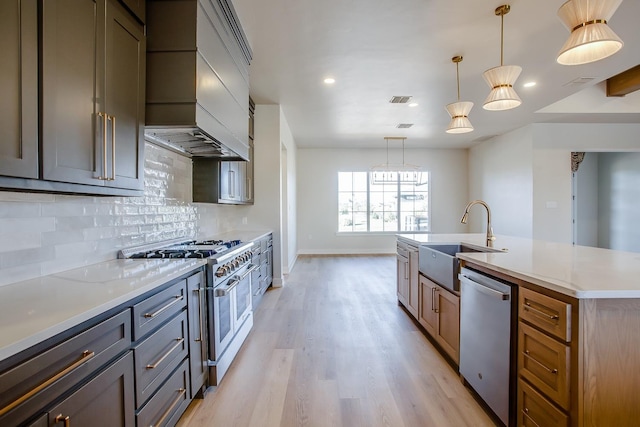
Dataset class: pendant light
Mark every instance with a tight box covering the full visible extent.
[446,56,474,134]
[371,137,424,186]
[483,4,522,111]
[556,0,624,66]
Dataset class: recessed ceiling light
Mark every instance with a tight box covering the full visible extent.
[323,78,335,84]
[523,81,537,88]
[408,103,419,107]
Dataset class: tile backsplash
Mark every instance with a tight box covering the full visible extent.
[0,142,245,286]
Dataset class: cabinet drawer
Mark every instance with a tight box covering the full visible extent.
[518,379,568,427]
[136,359,190,427]
[0,310,131,426]
[133,279,187,340]
[519,323,570,410]
[134,311,188,408]
[520,287,571,342]
[47,351,134,427]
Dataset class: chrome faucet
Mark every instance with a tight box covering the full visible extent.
[461,200,496,247]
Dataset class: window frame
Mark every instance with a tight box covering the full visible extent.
[337,171,430,234]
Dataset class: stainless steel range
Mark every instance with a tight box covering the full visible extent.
[119,237,257,387]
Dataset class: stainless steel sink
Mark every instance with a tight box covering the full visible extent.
[418,243,502,292]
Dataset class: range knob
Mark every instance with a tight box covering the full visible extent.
[215,266,226,277]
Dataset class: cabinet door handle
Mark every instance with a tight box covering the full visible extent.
[193,288,204,343]
[143,295,183,318]
[523,350,558,374]
[96,112,108,180]
[523,302,560,320]
[109,114,116,181]
[431,287,436,312]
[146,338,185,369]
[55,414,71,427]
[522,408,542,427]
[0,350,95,417]
[434,287,439,313]
[150,388,186,427]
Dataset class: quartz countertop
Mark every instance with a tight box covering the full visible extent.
[0,258,206,363]
[397,233,640,299]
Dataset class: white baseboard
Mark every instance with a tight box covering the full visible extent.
[296,248,394,255]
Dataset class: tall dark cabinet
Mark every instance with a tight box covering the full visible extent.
[0,0,145,196]
[0,0,38,179]
[41,0,145,190]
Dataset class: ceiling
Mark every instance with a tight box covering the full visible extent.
[232,0,640,149]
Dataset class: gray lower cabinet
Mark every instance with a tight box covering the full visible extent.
[0,266,206,427]
[252,234,273,308]
[0,0,38,179]
[47,352,135,427]
[39,0,145,193]
[0,309,132,426]
[186,271,208,398]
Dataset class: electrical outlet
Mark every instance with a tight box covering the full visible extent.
[242,217,248,225]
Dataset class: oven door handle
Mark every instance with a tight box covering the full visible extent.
[239,264,258,280]
[214,264,258,297]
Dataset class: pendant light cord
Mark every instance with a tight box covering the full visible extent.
[500,10,504,66]
[456,61,461,101]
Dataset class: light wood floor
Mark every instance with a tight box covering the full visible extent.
[178,255,498,427]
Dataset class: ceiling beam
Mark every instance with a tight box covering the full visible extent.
[606,65,640,97]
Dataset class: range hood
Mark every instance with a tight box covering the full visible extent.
[145,0,252,160]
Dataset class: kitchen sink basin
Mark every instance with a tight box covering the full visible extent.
[418,243,503,292]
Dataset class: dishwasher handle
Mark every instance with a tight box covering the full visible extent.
[459,272,510,301]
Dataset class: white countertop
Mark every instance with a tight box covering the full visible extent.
[397,233,640,299]
[0,258,206,363]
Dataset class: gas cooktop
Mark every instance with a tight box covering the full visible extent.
[118,238,249,260]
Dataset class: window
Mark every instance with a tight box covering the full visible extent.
[338,171,429,233]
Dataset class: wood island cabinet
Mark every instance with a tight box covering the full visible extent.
[396,241,419,318]
[418,274,460,364]
[462,260,640,427]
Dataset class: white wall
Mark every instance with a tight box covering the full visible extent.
[574,153,599,247]
[280,110,298,273]
[468,125,534,239]
[246,104,298,283]
[597,152,640,252]
[468,123,640,245]
[296,148,468,254]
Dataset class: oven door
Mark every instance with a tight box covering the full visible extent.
[210,279,235,361]
[234,267,255,328]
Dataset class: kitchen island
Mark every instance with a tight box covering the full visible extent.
[397,233,640,427]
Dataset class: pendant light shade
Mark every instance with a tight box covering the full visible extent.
[482,65,522,111]
[446,56,474,134]
[556,0,624,65]
[483,5,522,111]
[446,102,474,134]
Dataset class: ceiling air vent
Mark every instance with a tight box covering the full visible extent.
[389,96,412,104]
[396,123,414,129]
[562,77,595,87]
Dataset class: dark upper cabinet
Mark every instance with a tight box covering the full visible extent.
[0,0,38,179]
[119,0,145,23]
[41,0,145,192]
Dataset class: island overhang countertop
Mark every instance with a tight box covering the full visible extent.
[397,233,640,299]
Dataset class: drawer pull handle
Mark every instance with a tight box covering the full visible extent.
[239,264,258,280]
[523,302,560,320]
[144,295,184,318]
[523,350,558,374]
[146,338,185,369]
[55,414,71,426]
[522,408,542,427]
[0,350,95,417]
[150,388,186,427]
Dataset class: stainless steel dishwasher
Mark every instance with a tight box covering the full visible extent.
[459,267,516,426]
